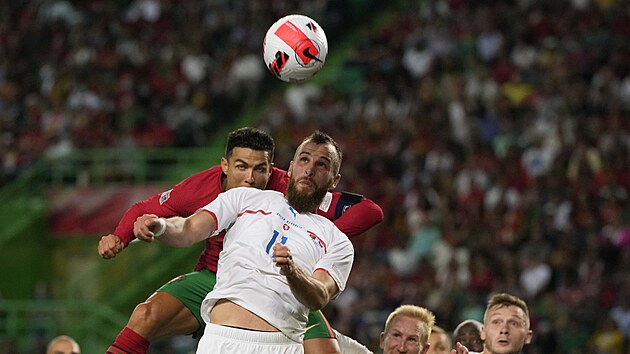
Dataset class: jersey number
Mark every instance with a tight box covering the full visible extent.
[265,230,288,254]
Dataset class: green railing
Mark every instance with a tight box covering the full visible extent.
[0,299,127,353]
[0,146,221,352]
[0,146,223,246]
[44,146,224,187]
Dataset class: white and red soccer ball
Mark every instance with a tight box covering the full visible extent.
[263,14,328,83]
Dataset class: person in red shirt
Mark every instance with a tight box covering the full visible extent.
[98,127,383,354]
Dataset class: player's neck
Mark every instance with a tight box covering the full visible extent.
[220,174,227,192]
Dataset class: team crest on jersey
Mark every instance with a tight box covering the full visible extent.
[159,189,172,205]
[307,230,327,253]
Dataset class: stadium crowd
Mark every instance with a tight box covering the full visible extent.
[256,1,630,353]
[3,0,630,353]
[0,0,363,187]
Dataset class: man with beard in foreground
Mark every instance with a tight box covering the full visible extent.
[101,127,382,354]
[133,131,354,353]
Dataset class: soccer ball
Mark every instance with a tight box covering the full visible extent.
[263,14,328,83]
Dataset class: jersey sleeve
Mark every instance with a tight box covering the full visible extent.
[318,192,384,239]
[113,193,177,247]
[314,224,354,295]
[113,166,224,247]
[201,187,249,235]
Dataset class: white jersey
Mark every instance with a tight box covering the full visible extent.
[199,187,354,343]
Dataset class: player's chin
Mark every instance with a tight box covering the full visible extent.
[295,186,317,198]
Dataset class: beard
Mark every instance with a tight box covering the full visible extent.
[286,177,329,213]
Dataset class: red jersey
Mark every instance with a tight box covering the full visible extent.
[113,165,383,272]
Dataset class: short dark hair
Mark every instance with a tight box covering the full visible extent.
[225,127,275,161]
[298,130,343,174]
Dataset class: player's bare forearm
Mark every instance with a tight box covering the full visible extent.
[272,244,338,310]
[133,212,214,247]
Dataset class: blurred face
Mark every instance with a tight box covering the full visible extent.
[481,305,532,354]
[427,331,451,354]
[380,315,429,354]
[221,147,272,191]
[286,141,340,213]
[454,324,483,352]
[47,339,80,354]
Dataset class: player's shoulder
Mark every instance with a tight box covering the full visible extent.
[311,210,346,234]
[177,165,223,185]
[227,186,284,199]
[164,165,223,205]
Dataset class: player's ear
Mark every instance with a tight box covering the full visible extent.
[220,157,229,174]
[329,173,341,190]
[287,161,294,177]
[524,329,533,344]
[421,342,430,354]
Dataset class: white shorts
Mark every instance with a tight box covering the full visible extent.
[196,323,303,354]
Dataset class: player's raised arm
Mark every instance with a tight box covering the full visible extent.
[133,211,217,248]
[97,165,225,259]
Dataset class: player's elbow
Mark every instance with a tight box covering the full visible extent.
[309,284,338,311]
[179,218,207,247]
[305,292,330,311]
[373,208,384,225]
[368,200,384,224]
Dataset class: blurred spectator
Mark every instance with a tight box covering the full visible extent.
[0,0,369,187]
[610,295,630,341]
[452,319,483,352]
[46,334,81,354]
[427,325,451,354]
[588,317,624,354]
